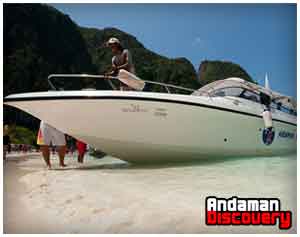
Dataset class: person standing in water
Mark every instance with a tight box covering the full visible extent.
[3,125,11,162]
[37,121,67,169]
[106,37,136,90]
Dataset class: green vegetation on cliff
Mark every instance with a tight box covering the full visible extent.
[4,3,253,131]
[4,3,96,129]
[7,125,37,145]
[198,60,253,85]
[4,4,95,96]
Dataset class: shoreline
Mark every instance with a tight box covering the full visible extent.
[3,153,131,234]
[3,153,297,234]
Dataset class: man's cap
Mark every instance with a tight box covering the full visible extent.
[107,37,121,45]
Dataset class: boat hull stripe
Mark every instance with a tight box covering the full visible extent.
[4,95,297,127]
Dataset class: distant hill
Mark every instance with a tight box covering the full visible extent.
[4,3,253,130]
[198,60,253,85]
[4,4,95,96]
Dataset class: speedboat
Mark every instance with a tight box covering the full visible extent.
[4,70,297,163]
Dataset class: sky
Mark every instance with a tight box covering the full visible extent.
[51,3,296,98]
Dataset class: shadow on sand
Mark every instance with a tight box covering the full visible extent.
[50,154,295,171]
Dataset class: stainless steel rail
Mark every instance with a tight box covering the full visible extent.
[48,74,196,93]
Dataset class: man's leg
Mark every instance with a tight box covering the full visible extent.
[40,145,51,168]
[80,153,85,163]
[80,154,84,163]
[77,154,82,163]
[58,145,66,167]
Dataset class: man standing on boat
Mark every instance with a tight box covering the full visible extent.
[106,37,136,90]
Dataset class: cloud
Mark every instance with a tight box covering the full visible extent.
[191,36,214,52]
[194,37,202,45]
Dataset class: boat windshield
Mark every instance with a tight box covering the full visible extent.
[212,87,243,97]
[210,86,296,116]
[211,87,261,103]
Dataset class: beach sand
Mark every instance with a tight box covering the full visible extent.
[3,153,297,234]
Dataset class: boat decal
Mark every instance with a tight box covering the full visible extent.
[4,95,296,126]
[278,131,295,139]
[154,108,168,117]
[121,104,148,113]
[262,128,275,145]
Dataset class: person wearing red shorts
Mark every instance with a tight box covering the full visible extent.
[76,140,87,163]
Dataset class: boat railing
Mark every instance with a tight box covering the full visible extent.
[48,74,196,94]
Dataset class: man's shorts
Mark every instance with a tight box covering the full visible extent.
[37,121,66,146]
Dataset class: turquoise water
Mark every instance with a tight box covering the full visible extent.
[63,153,297,233]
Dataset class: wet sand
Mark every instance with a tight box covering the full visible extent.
[3,153,297,234]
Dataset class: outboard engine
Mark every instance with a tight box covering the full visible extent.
[260,92,272,129]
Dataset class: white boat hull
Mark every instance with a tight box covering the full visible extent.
[4,91,297,163]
